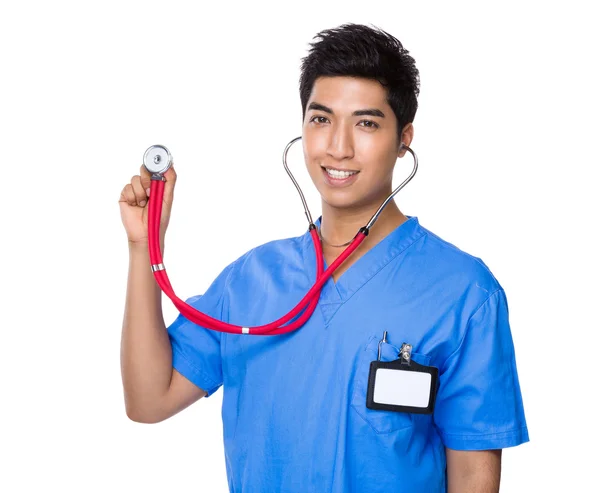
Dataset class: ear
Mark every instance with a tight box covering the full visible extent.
[397,123,414,158]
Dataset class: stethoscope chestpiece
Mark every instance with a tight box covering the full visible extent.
[143,145,173,177]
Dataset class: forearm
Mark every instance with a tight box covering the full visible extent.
[446,449,501,493]
[120,239,172,421]
[448,473,499,493]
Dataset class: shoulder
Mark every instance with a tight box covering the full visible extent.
[225,232,307,280]
[413,221,503,298]
[409,222,510,361]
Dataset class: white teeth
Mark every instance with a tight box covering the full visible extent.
[326,168,358,179]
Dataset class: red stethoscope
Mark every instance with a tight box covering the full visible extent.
[143,137,418,336]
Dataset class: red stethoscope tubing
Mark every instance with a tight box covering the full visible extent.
[148,178,367,335]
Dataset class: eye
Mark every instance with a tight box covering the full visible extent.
[358,120,379,129]
[309,116,329,124]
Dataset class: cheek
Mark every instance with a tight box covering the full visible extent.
[303,127,329,153]
[302,153,322,185]
[357,149,389,177]
[356,158,396,193]
[302,137,326,174]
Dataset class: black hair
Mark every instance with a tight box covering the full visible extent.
[299,23,420,143]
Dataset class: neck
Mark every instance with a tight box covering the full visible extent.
[319,198,408,248]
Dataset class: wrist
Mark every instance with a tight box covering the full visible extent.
[128,239,148,251]
[128,238,165,252]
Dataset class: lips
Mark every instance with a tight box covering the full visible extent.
[321,166,360,187]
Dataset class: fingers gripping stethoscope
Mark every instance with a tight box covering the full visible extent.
[143,137,418,336]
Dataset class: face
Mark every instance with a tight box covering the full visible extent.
[302,76,413,212]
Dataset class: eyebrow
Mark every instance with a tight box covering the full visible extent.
[307,102,385,118]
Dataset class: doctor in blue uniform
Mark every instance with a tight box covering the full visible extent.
[167,24,528,493]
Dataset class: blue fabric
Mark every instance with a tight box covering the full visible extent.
[167,216,529,492]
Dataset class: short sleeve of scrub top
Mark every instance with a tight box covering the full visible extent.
[434,287,529,450]
[166,259,238,397]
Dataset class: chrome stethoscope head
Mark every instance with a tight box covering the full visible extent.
[282,136,418,232]
[143,144,173,178]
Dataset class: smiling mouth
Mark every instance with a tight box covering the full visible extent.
[321,166,360,179]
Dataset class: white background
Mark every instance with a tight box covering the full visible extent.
[1,1,597,491]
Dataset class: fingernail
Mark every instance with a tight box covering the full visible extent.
[139,200,146,207]
[146,188,151,196]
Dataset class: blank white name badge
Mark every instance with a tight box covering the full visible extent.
[366,357,439,414]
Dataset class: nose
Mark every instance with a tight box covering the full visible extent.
[327,123,354,161]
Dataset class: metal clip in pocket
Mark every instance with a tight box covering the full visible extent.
[377,331,388,361]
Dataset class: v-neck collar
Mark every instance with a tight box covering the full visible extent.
[301,215,427,324]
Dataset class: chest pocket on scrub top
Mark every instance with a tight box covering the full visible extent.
[351,334,432,434]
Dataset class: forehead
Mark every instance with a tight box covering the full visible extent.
[308,76,390,111]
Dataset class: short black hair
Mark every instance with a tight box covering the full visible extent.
[299,23,420,143]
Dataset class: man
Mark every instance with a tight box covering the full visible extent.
[120,23,528,492]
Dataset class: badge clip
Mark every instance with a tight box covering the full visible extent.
[400,342,412,365]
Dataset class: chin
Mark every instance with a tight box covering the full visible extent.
[321,192,365,211]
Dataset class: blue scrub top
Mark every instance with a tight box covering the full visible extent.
[167,215,529,492]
